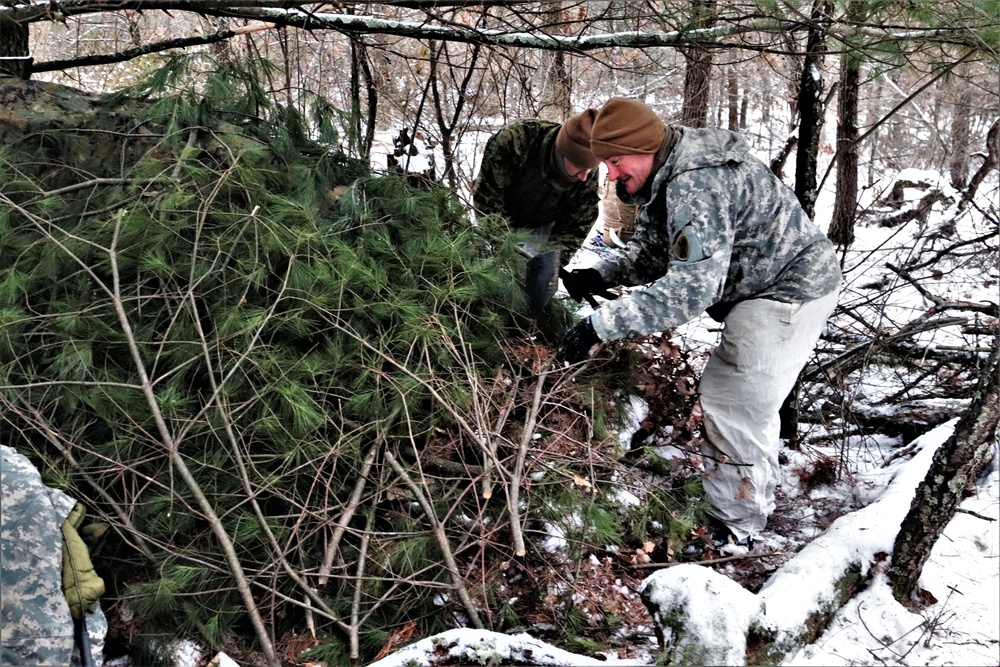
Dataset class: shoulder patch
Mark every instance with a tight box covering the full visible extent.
[671,228,705,262]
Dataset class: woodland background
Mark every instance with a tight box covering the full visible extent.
[0,1,998,666]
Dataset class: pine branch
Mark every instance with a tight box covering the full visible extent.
[3,399,157,562]
[509,360,552,558]
[432,311,513,499]
[185,257,353,639]
[383,449,484,628]
[105,218,281,667]
[324,312,506,476]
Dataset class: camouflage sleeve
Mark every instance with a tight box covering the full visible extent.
[472,125,529,218]
[590,173,735,342]
[592,217,667,288]
[1,445,77,666]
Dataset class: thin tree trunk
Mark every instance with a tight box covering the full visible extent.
[793,0,831,220]
[540,50,572,121]
[727,71,739,131]
[828,44,862,247]
[539,2,572,122]
[889,331,1000,602]
[680,0,717,128]
[348,37,379,161]
[349,37,364,158]
[780,0,832,440]
[430,41,480,190]
[948,82,973,190]
[960,117,999,211]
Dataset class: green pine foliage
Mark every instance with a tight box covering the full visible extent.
[0,59,518,653]
[0,58,706,663]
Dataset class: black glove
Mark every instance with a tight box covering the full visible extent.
[558,317,602,364]
[560,269,619,309]
[560,268,607,304]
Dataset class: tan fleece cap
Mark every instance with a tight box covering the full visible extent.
[555,109,600,170]
[590,98,666,160]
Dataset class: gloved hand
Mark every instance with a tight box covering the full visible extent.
[61,503,106,619]
[560,268,618,306]
[558,317,601,364]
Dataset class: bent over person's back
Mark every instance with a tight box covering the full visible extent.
[472,116,600,253]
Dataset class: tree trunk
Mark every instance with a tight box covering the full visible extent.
[793,0,831,220]
[347,37,378,162]
[0,17,31,79]
[430,41,480,191]
[828,45,862,247]
[538,2,572,122]
[539,50,572,122]
[349,37,364,158]
[779,0,832,441]
[778,379,801,444]
[889,331,1000,602]
[727,71,739,131]
[680,0,717,128]
[960,117,1000,211]
[948,79,973,190]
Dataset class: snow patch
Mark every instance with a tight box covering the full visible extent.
[639,564,766,666]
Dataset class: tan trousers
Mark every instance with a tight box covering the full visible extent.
[698,290,839,540]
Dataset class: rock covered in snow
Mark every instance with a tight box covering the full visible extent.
[366,627,648,666]
[638,564,767,666]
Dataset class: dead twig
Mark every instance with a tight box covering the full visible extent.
[383,449,484,628]
[629,550,785,569]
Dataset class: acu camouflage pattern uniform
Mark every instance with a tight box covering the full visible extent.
[473,119,599,253]
[1,445,108,666]
[1,444,77,665]
[589,126,840,340]
[590,125,841,541]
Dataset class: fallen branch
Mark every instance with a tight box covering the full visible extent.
[509,360,552,557]
[956,508,996,522]
[629,550,785,570]
[383,449,484,628]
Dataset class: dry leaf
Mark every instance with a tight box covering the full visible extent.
[632,550,651,565]
[735,475,754,501]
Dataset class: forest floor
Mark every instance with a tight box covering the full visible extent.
[507,444,875,663]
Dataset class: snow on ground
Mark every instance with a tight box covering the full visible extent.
[787,452,1000,666]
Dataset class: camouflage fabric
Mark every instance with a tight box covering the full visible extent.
[0,74,249,194]
[590,126,842,342]
[1,445,77,666]
[472,119,599,253]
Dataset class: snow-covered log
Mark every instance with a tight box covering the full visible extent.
[365,628,646,667]
[638,421,956,664]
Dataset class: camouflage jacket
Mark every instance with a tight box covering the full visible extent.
[472,119,599,252]
[1,445,76,666]
[590,126,842,342]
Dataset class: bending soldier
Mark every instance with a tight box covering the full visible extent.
[559,98,842,546]
[473,110,601,256]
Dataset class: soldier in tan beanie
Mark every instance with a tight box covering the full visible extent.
[472,110,600,255]
[560,97,842,552]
